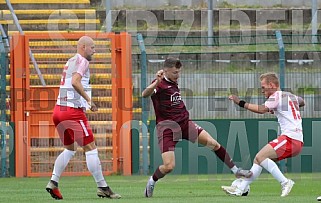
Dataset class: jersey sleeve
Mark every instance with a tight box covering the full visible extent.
[76,55,89,76]
[264,92,279,110]
[151,79,162,94]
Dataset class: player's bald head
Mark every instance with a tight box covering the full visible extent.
[77,36,95,61]
[77,36,94,48]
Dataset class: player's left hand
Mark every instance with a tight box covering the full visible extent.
[228,94,240,105]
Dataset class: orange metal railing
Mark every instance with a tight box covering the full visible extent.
[10,32,132,177]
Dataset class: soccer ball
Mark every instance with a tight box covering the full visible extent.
[231,178,250,196]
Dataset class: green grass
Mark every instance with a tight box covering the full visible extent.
[1,173,320,202]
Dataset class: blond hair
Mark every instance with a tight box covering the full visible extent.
[259,72,279,87]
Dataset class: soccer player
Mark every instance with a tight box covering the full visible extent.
[142,57,252,198]
[223,72,305,197]
[45,36,121,200]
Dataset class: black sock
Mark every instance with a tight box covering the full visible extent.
[152,167,166,182]
[99,186,110,190]
[213,146,235,169]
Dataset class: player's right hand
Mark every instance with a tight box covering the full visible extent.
[228,94,240,105]
[156,70,164,82]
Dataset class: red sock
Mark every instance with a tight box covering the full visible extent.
[214,146,235,169]
[152,167,165,182]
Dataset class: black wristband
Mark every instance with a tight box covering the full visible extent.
[239,100,246,108]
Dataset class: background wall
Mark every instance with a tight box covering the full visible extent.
[136,118,321,174]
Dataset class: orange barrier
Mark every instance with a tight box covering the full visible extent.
[10,32,132,177]
[115,33,133,176]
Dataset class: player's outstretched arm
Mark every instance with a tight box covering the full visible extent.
[243,103,270,114]
[142,80,159,98]
[229,94,270,114]
[142,70,164,98]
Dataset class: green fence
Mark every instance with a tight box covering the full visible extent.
[132,34,281,74]
[0,35,14,177]
[132,32,321,174]
[133,32,321,120]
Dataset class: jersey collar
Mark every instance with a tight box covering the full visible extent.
[164,76,177,85]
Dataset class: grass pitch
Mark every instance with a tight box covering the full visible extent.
[0,173,320,203]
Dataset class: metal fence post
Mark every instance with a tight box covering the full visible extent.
[207,0,214,46]
[137,33,149,175]
[9,122,14,176]
[312,0,318,44]
[275,30,286,173]
[0,36,7,177]
[105,0,112,32]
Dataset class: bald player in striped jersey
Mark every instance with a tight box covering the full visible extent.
[45,36,120,200]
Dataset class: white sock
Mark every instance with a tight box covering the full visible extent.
[51,149,76,183]
[239,163,262,191]
[149,176,155,184]
[260,158,287,184]
[85,149,108,187]
[231,166,238,174]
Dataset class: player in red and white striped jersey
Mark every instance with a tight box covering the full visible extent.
[224,72,305,197]
[46,36,120,200]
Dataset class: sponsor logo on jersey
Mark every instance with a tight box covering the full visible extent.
[171,92,182,106]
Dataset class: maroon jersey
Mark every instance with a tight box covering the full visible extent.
[151,77,189,125]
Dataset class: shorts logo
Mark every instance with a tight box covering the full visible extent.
[273,139,279,143]
[195,123,202,130]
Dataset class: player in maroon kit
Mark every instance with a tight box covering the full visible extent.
[142,57,252,197]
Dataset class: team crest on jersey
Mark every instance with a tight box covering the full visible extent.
[171,92,182,106]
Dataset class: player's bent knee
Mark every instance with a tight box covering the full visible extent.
[163,168,174,174]
[254,155,265,164]
[212,143,220,151]
[83,141,96,152]
[163,163,175,173]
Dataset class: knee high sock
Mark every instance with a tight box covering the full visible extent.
[214,146,237,172]
[152,167,166,182]
[86,149,107,187]
[260,158,287,184]
[239,163,262,191]
[51,149,76,183]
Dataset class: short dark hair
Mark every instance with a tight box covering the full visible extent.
[164,57,182,69]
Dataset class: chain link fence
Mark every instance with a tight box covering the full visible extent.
[134,33,321,119]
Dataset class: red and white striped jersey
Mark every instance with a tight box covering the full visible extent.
[56,53,91,108]
[265,91,303,142]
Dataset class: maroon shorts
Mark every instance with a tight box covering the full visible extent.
[269,135,303,160]
[156,120,203,153]
[52,105,94,146]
